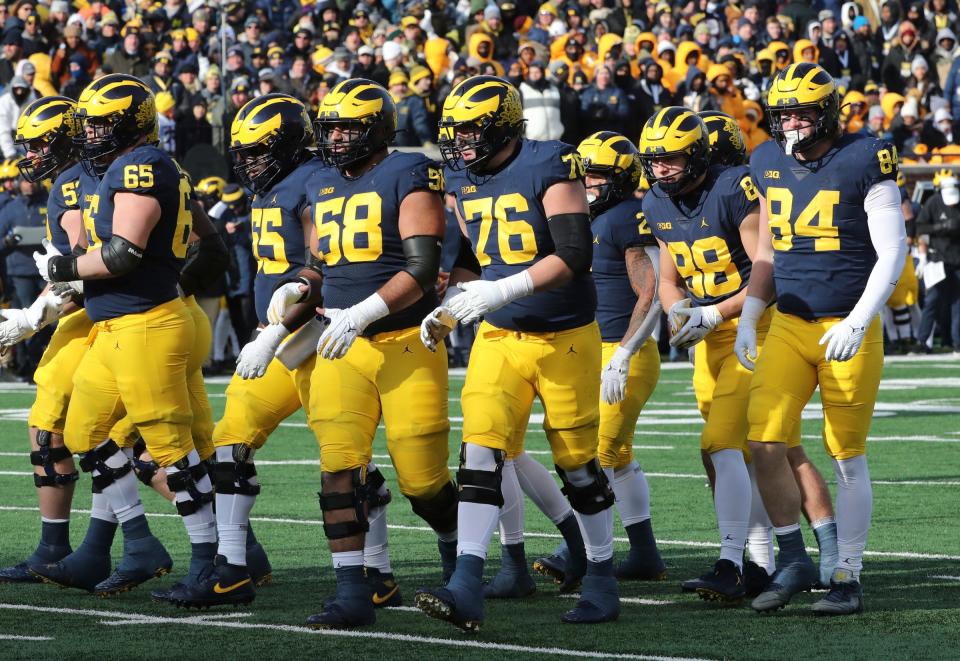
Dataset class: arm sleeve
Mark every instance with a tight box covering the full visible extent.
[619,245,662,355]
[848,179,908,325]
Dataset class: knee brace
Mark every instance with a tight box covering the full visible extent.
[318,467,368,540]
[167,456,214,516]
[78,440,132,493]
[129,437,160,486]
[366,465,392,509]
[556,458,614,515]
[408,480,458,533]
[30,429,78,488]
[210,444,261,496]
[457,443,505,507]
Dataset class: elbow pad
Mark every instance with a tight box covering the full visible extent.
[402,235,442,290]
[548,212,592,275]
[179,233,229,296]
[453,233,481,275]
[101,234,144,276]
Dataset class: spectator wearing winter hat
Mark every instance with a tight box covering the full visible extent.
[883,20,922,94]
[59,52,91,100]
[20,12,48,57]
[922,106,957,149]
[865,104,889,139]
[890,96,923,153]
[520,60,563,141]
[908,54,943,110]
[0,76,36,158]
[103,29,149,78]
[580,64,629,135]
[934,29,959,89]
[50,22,99,88]
[0,31,24,87]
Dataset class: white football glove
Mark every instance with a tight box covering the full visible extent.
[420,306,457,352]
[600,345,632,405]
[445,272,533,325]
[32,239,63,283]
[914,254,927,278]
[267,281,307,325]
[669,303,723,350]
[819,317,868,362]
[734,296,766,371]
[0,293,63,347]
[667,299,691,337]
[316,294,389,360]
[235,324,289,379]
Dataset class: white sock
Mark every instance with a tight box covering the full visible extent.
[833,455,872,581]
[167,449,217,544]
[457,444,501,559]
[95,441,144,524]
[215,446,257,564]
[498,460,525,545]
[514,452,572,524]
[746,462,775,574]
[91,490,118,524]
[364,462,392,573]
[613,460,651,527]
[711,449,751,570]
[332,549,364,569]
[566,465,614,562]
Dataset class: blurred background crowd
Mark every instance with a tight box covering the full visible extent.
[0,0,957,381]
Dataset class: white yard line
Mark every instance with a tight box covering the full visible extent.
[0,634,52,641]
[0,603,710,661]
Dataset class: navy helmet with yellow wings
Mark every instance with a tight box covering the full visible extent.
[765,62,840,154]
[314,78,396,175]
[229,93,314,193]
[14,96,79,183]
[638,106,710,195]
[577,131,643,215]
[698,110,747,167]
[74,73,157,173]
[195,175,226,206]
[437,75,524,173]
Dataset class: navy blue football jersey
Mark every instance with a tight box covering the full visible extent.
[645,165,759,307]
[308,151,443,336]
[84,146,192,322]
[46,162,83,254]
[445,138,596,332]
[593,198,656,342]
[750,133,897,319]
[251,157,323,325]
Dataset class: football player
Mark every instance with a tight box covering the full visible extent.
[167,94,328,609]
[579,131,667,580]
[737,62,906,614]
[415,76,618,631]
[32,74,217,597]
[0,97,85,583]
[640,106,773,603]
[701,110,842,590]
[267,79,458,629]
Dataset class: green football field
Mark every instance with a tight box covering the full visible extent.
[0,356,958,660]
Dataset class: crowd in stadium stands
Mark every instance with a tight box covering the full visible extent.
[0,0,958,380]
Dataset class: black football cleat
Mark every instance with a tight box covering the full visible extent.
[694,560,746,604]
[306,565,374,629]
[0,542,72,584]
[368,568,403,608]
[30,548,112,592]
[414,586,483,633]
[561,570,620,624]
[94,536,172,597]
[169,555,255,609]
[743,560,773,599]
[247,541,273,588]
[811,569,865,615]
[751,557,818,612]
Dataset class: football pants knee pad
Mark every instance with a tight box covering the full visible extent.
[130,437,160,486]
[556,458,614,515]
[78,440,132,493]
[167,456,214,516]
[366,464,392,509]
[408,480,458,533]
[457,443,505,507]
[30,429,78,488]
[319,467,368,540]
[210,444,261,496]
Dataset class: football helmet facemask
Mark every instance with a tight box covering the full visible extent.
[74,74,158,174]
[765,62,840,155]
[314,78,396,176]
[14,96,79,183]
[229,93,315,194]
[577,131,643,215]
[638,106,711,196]
[437,75,524,173]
